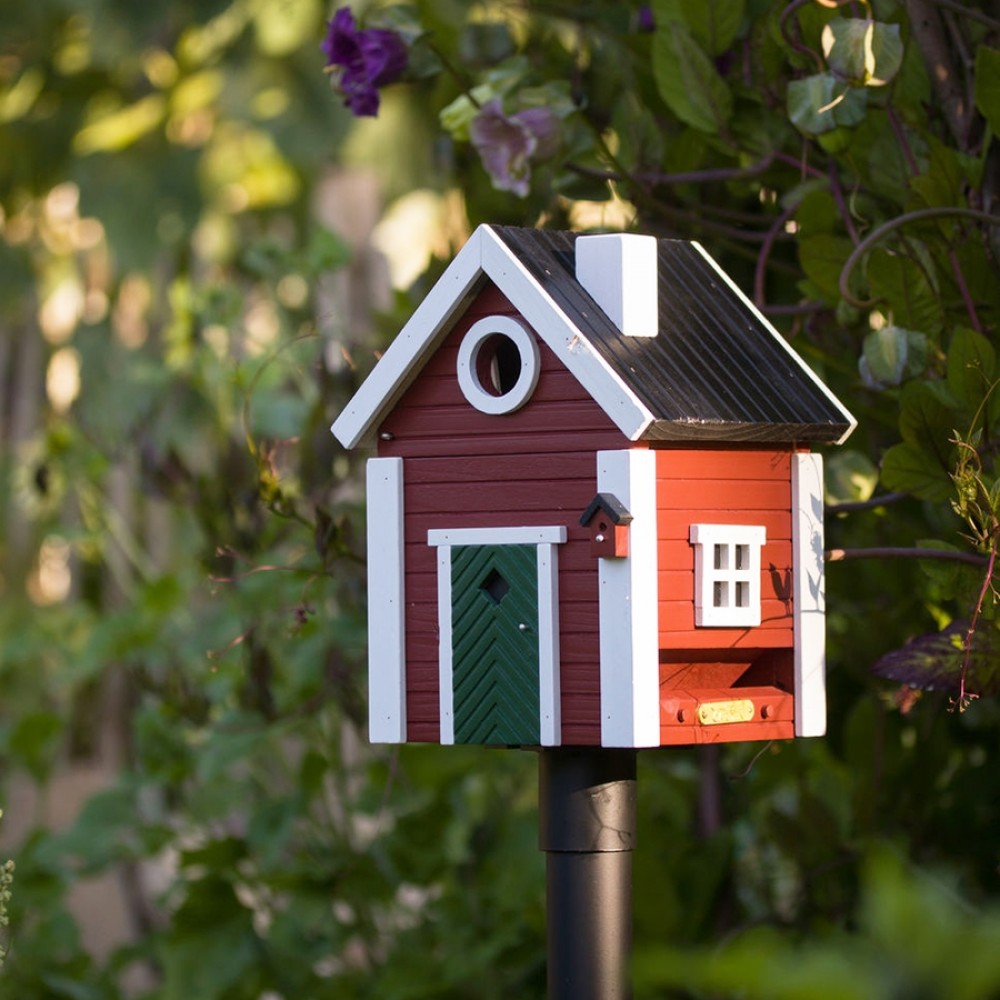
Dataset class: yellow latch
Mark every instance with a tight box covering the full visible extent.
[696,699,755,725]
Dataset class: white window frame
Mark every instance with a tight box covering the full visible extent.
[689,523,766,628]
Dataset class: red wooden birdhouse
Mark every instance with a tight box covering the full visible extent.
[332,226,855,749]
[580,493,631,558]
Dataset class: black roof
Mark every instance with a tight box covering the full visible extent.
[579,492,633,527]
[492,226,853,444]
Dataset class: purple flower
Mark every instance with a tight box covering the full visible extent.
[469,100,559,197]
[322,7,408,117]
[637,5,655,32]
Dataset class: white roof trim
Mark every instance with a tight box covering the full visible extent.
[331,224,654,449]
[689,241,858,445]
[331,228,487,449]
[478,227,654,440]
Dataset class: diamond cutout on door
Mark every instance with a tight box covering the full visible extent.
[480,568,510,605]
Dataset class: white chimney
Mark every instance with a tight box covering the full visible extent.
[575,233,658,338]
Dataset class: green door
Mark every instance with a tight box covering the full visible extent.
[451,544,540,745]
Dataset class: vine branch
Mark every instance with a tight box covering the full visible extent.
[953,543,995,710]
[838,206,1000,308]
[827,492,908,514]
[825,546,989,566]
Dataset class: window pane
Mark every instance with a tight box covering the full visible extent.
[736,581,749,608]
[735,544,749,570]
[713,544,727,570]
[713,581,728,607]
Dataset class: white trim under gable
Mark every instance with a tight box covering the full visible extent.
[792,452,827,737]
[331,224,655,449]
[596,449,660,748]
[690,242,857,446]
[429,525,566,747]
[479,227,655,441]
[428,526,567,547]
[366,457,407,743]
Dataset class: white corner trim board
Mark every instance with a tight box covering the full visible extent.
[596,449,660,748]
[792,452,827,737]
[366,457,406,743]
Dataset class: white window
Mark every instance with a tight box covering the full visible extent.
[689,524,766,628]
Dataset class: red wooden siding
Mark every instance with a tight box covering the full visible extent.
[378,283,627,745]
[658,655,795,744]
[655,448,795,649]
[655,448,796,745]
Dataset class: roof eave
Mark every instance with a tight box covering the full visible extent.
[479,227,654,441]
[331,224,654,450]
[689,241,858,444]
[640,419,855,445]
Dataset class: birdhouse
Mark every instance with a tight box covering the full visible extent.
[580,493,632,558]
[332,225,855,749]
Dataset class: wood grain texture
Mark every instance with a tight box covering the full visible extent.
[383,283,625,745]
[655,448,794,652]
[654,447,798,743]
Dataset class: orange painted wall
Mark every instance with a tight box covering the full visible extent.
[655,448,795,652]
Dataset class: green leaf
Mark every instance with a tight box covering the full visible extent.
[788,74,868,135]
[8,711,64,783]
[195,718,272,782]
[947,326,997,414]
[252,0,322,57]
[653,22,733,133]
[72,95,166,155]
[303,225,352,276]
[880,441,953,501]
[909,139,968,209]
[974,46,1000,136]
[798,234,854,302]
[865,249,944,335]
[824,450,879,504]
[822,19,868,82]
[652,0,745,55]
[898,379,959,449]
[860,325,927,387]
[633,926,875,1000]
[863,20,903,85]
[822,19,902,86]
[788,75,837,135]
[160,878,258,999]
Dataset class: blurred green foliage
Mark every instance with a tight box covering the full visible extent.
[3,0,1000,997]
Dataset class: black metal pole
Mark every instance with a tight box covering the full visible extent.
[538,747,637,1000]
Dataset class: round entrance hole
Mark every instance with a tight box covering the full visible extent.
[456,315,540,415]
[476,333,523,397]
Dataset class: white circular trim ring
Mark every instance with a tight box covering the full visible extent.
[456,315,541,415]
